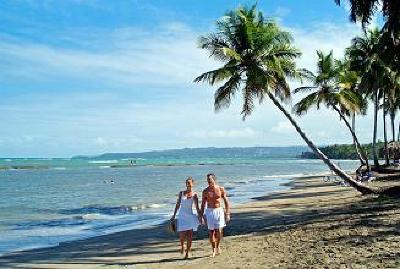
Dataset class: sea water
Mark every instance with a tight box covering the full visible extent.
[0,156,359,255]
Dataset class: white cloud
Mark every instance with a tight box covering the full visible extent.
[0,25,216,88]
[289,23,361,72]
[188,128,263,139]
[273,6,291,18]
[23,135,34,142]
[317,131,330,138]
[0,19,380,156]
[94,137,107,146]
[270,121,296,134]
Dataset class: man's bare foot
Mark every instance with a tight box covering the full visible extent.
[184,252,191,259]
[216,247,221,255]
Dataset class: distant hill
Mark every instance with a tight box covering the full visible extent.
[72,146,308,160]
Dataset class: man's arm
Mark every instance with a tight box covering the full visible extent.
[221,187,230,221]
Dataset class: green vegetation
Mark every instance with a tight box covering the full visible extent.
[300,142,385,160]
[196,3,400,196]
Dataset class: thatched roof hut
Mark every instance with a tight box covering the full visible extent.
[387,142,400,160]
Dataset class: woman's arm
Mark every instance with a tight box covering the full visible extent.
[200,190,207,216]
[171,191,182,220]
[194,193,201,215]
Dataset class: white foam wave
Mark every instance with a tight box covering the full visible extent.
[89,160,118,164]
[75,214,114,220]
[52,167,66,170]
[148,203,167,209]
[99,166,111,169]
[263,173,306,179]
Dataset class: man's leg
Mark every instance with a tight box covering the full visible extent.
[208,229,217,257]
[215,228,223,254]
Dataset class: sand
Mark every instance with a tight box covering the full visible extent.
[2,176,400,269]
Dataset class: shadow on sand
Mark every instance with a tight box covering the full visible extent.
[2,183,400,267]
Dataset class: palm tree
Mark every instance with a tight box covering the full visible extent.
[338,60,369,164]
[346,28,388,167]
[293,51,369,167]
[194,5,375,194]
[334,0,400,38]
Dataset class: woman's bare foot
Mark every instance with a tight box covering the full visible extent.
[211,248,216,257]
[216,247,221,255]
[184,252,191,259]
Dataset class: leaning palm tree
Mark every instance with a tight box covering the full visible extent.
[293,51,369,167]
[194,5,375,194]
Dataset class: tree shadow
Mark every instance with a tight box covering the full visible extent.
[2,186,400,267]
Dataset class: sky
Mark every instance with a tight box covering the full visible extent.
[0,0,385,157]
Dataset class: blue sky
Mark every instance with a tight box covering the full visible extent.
[0,0,384,157]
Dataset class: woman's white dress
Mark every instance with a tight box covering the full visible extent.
[177,193,200,232]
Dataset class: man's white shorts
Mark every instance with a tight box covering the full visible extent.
[205,207,226,230]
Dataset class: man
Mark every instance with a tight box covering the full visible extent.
[200,173,231,257]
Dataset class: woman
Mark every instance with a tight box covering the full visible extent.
[171,177,201,259]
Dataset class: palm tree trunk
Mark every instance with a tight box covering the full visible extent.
[391,110,395,142]
[383,94,389,165]
[373,91,379,167]
[398,121,400,142]
[331,106,368,167]
[267,92,375,195]
[352,114,368,166]
[383,111,390,165]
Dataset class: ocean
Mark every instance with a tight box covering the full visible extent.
[0,148,360,255]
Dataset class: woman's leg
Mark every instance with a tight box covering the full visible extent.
[185,230,193,259]
[179,231,185,254]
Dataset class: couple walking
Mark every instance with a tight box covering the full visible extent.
[171,173,231,259]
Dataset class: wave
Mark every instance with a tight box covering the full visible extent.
[89,160,119,164]
[263,173,306,179]
[59,203,167,216]
[52,167,66,170]
[73,213,115,220]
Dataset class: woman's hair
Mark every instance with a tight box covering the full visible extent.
[186,176,194,184]
[207,173,216,181]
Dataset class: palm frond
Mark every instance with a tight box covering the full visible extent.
[214,74,242,112]
[293,86,318,94]
[292,92,319,115]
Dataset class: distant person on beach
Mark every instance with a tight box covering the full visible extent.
[171,177,201,259]
[200,173,231,257]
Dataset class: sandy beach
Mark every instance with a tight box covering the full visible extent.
[2,175,400,269]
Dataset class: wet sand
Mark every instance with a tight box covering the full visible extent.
[2,175,400,268]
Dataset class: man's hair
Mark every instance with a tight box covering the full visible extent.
[186,176,194,184]
[207,173,216,181]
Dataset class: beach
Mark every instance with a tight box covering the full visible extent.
[2,174,400,269]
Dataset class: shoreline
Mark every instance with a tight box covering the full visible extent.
[3,173,400,268]
[0,174,347,268]
[0,171,314,257]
